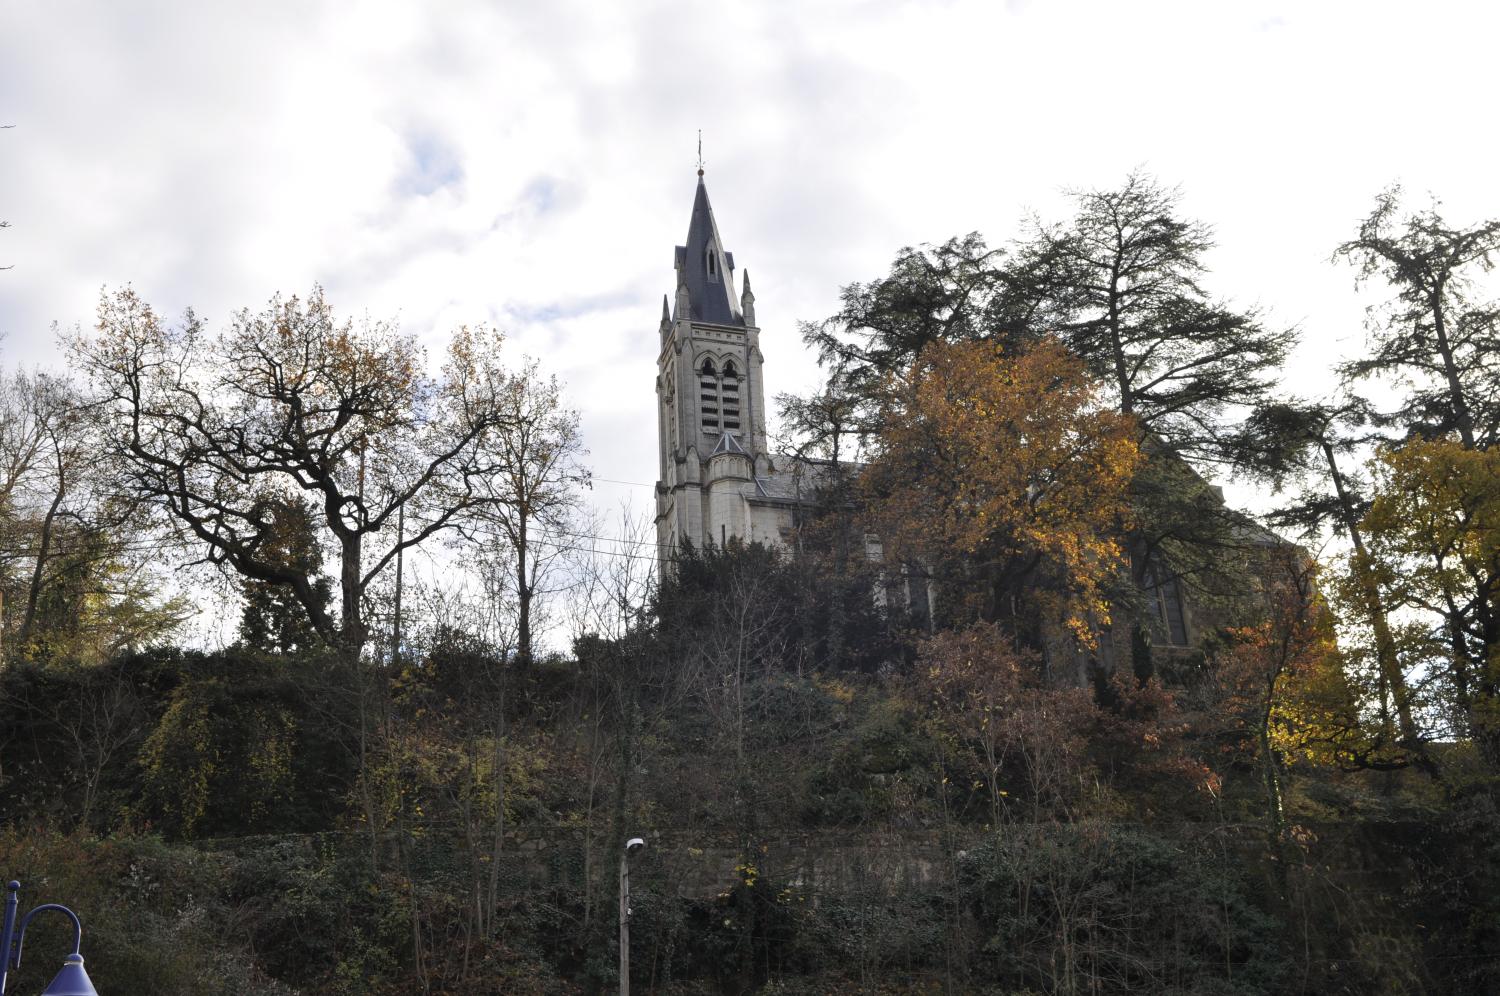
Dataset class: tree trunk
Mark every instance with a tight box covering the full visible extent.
[487,689,507,935]
[1428,284,1477,450]
[340,532,366,658]
[17,466,65,651]
[1107,264,1133,416]
[516,513,532,668]
[1322,442,1425,757]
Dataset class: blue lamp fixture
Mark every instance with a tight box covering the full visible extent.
[1,882,99,996]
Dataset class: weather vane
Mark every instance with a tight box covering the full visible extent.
[697,130,705,177]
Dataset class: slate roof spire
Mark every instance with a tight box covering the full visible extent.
[673,174,743,326]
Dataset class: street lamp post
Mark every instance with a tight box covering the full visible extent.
[618,837,644,996]
[1,881,99,996]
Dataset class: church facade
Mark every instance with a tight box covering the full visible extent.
[654,175,811,560]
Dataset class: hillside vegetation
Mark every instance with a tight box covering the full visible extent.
[3,178,1500,993]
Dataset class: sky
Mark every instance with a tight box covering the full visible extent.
[3,0,1498,537]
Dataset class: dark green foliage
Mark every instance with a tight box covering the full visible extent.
[959,823,1285,995]
[799,232,1046,443]
[1031,173,1295,467]
[796,174,1294,471]
[652,540,899,677]
[1333,188,1500,450]
[225,838,409,991]
[1391,793,1500,995]
[1230,400,1381,539]
[786,174,1296,681]
[0,647,355,837]
[801,697,940,827]
[238,496,333,654]
[0,832,298,996]
[2,637,1496,992]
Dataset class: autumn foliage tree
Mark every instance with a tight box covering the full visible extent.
[0,367,185,662]
[1233,398,1430,767]
[1199,548,1356,838]
[863,337,1139,647]
[791,175,1295,665]
[1360,438,1500,766]
[916,622,1093,824]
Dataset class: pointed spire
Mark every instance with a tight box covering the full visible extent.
[661,294,670,324]
[674,176,742,325]
[676,266,691,321]
[740,270,756,327]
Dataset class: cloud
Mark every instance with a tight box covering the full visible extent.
[395,130,466,198]
[1,0,1498,522]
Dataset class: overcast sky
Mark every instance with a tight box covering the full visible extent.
[3,0,1498,527]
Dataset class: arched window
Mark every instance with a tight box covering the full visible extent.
[666,362,678,450]
[720,360,741,431]
[705,249,719,282]
[1144,563,1189,646]
[700,358,720,432]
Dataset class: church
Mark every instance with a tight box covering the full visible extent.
[650,172,1291,672]
[653,173,812,560]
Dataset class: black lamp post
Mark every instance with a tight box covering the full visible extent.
[618,837,644,996]
[1,882,100,996]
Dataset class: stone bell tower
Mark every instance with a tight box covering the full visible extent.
[654,172,771,562]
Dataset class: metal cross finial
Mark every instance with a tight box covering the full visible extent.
[696,130,704,177]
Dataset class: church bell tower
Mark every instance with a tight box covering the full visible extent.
[655,172,770,561]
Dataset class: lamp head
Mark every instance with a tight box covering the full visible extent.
[625,837,646,856]
[40,953,99,996]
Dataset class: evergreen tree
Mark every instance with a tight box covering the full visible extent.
[1232,398,1428,766]
[1028,171,1296,467]
[239,497,332,654]
[1334,187,1500,449]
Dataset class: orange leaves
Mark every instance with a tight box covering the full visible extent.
[864,337,1139,642]
[1199,553,1356,769]
[918,623,1213,814]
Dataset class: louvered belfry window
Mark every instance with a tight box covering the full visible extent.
[700,357,745,437]
[721,361,741,432]
[700,358,719,432]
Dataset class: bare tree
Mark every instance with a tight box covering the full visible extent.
[0,366,182,662]
[49,664,142,828]
[565,504,657,645]
[472,358,588,667]
[15,373,85,649]
[0,368,51,654]
[0,368,50,512]
[73,286,529,659]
